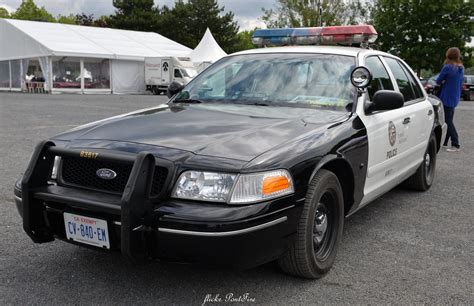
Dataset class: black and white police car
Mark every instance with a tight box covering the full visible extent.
[14,25,446,279]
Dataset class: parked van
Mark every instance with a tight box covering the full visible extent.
[145,57,197,95]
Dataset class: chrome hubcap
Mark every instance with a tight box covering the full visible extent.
[425,152,431,169]
[313,207,328,246]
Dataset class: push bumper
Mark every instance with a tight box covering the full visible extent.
[15,141,301,268]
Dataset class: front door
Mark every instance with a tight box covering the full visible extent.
[357,55,411,206]
[382,56,434,177]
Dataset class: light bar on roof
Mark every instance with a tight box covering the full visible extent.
[252,25,377,47]
[251,28,294,47]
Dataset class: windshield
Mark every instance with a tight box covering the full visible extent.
[173,53,356,111]
[182,68,197,78]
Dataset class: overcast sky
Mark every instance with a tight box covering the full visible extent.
[0,0,272,30]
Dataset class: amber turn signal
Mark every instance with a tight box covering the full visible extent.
[262,175,290,196]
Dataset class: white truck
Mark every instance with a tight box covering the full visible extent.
[145,57,198,95]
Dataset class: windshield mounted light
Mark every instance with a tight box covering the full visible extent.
[351,66,372,88]
[172,169,295,204]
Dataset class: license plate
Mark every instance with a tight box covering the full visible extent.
[64,213,110,249]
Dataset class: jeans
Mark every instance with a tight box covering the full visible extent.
[443,105,460,148]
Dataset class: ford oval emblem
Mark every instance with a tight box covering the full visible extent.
[96,168,117,180]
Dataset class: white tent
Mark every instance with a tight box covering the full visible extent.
[0,18,191,94]
[188,28,227,72]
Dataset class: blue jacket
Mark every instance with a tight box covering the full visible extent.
[436,64,464,108]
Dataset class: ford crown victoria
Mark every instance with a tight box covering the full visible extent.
[14,26,446,278]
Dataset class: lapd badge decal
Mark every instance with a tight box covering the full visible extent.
[388,121,396,146]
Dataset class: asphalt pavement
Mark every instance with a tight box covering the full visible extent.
[0,92,473,304]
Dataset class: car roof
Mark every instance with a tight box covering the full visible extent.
[231,45,393,58]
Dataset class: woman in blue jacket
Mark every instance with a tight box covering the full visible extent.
[436,47,464,152]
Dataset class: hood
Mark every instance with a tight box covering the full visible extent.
[53,103,349,162]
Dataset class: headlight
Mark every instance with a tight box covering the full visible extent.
[172,169,294,204]
[172,171,236,202]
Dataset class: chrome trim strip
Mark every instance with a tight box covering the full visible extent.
[158,216,287,237]
[14,195,22,202]
[234,205,295,224]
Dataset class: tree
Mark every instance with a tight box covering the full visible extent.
[343,0,374,25]
[261,0,369,28]
[92,15,109,28]
[372,0,473,74]
[57,14,77,25]
[0,7,10,18]
[158,0,239,53]
[11,0,55,22]
[75,13,94,26]
[108,0,160,31]
[234,30,256,52]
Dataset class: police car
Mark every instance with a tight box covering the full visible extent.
[14,25,446,279]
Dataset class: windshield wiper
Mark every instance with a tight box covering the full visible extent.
[232,101,270,106]
[172,99,202,104]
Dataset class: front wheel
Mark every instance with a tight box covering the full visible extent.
[278,169,344,279]
[404,133,437,191]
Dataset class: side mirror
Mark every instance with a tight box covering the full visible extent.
[167,81,184,98]
[351,66,372,88]
[366,90,404,113]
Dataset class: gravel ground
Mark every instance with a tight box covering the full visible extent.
[0,92,473,304]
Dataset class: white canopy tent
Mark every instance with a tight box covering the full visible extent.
[188,28,227,72]
[0,18,191,94]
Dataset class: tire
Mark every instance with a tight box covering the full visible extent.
[278,169,344,279]
[152,88,160,95]
[404,133,437,191]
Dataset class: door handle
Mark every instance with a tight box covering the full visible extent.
[403,117,411,124]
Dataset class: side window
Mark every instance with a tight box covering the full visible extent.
[364,56,394,100]
[398,61,423,99]
[383,57,416,102]
[174,69,183,78]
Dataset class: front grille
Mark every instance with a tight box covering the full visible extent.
[60,156,169,196]
[61,157,133,194]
